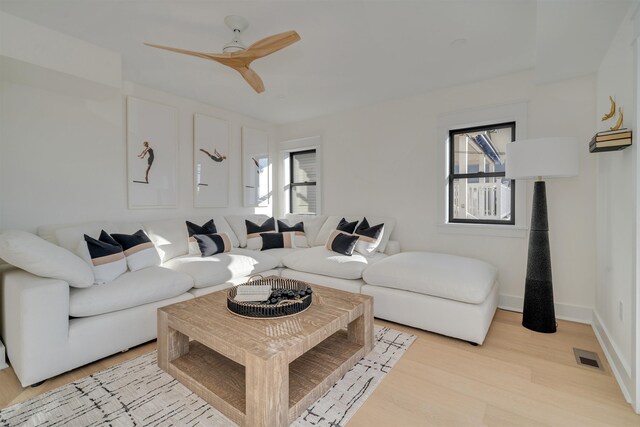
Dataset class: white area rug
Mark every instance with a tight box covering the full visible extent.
[0,326,414,427]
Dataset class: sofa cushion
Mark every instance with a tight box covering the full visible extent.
[282,246,386,280]
[362,252,498,304]
[225,214,270,247]
[282,215,327,246]
[39,221,117,252]
[69,266,193,317]
[143,219,189,262]
[163,248,279,288]
[315,215,396,253]
[0,230,95,288]
[261,247,299,267]
[281,269,364,294]
[112,221,146,235]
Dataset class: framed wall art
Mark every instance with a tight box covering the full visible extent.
[242,127,270,207]
[126,97,178,208]
[194,114,230,207]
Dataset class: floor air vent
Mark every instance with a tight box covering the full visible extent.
[573,348,604,371]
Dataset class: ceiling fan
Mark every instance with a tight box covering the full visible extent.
[144,15,300,93]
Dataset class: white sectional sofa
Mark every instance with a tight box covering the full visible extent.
[0,213,498,387]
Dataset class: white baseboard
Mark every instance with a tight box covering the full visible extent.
[592,310,633,404]
[0,339,7,370]
[498,294,593,324]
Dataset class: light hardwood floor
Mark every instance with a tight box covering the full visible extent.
[0,309,638,426]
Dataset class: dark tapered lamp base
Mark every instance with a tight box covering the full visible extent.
[522,181,556,333]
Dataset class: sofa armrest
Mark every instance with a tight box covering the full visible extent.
[1,268,70,386]
[384,240,401,256]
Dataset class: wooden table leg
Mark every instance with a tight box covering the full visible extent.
[157,310,189,371]
[348,297,374,354]
[245,352,289,427]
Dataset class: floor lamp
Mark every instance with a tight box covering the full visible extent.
[506,137,579,333]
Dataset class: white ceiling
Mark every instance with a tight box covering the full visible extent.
[0,1,632,124]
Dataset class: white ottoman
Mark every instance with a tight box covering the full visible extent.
[362,251,499,345]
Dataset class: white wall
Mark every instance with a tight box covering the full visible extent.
[594,4,638,406]
[276,69,597,322]
[0,73,274,233]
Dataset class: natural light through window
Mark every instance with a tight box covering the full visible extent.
[290,149,317,214]
[448,122,515,225]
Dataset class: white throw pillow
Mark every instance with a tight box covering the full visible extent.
[0,230,94,288]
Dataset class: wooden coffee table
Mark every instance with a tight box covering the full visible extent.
[157,283,374,427]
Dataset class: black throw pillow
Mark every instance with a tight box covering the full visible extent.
[277,220,308,247]
[186,219,217,236]
[79,230,127,284]
[354,217,385,255]
[336,217,358,234]
[110,229,161,271]
[194,233,232,257]
[325,230,359,256]
[260,232,294,250]
[246,217,276,250]
[277,220,304,233]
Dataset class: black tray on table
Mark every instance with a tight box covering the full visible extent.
[226,275,313,319]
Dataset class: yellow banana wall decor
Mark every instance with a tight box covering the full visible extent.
[601,96,616,121]
[610,107,624,131]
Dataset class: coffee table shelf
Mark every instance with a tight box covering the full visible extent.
[287,329,364,419]
[158,284,373,427]
[168,329,364,424]
[171,341,246,418]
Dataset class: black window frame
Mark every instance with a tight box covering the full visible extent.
[448,122,516,225]
[289,149,317,214]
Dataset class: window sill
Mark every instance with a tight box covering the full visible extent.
[438,222,528,239]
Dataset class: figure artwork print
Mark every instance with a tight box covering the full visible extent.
[242,126,270,207]
[127,97,178,208]
[133,141,154,184]
[194,114,229,207]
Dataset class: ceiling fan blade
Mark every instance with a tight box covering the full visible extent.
[236,66,265,93]
[145,42,252,68]
[143,43,218,61]
[244,31,301,60]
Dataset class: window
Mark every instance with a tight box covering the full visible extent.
[448,122,515,225]
[289,149,317,214]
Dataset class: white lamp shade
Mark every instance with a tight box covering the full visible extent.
[505,137,579,180]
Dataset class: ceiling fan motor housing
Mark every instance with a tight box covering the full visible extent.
[223,15,248,52]
[223,32,246,52]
